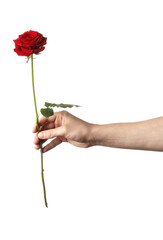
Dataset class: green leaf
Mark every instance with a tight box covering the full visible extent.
[40,107,54,118]
[45,102,81,108]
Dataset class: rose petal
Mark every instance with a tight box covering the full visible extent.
[14,48,31,57]
[20,46,33,54]
[33,46,45,54]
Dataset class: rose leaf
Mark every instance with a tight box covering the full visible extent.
[40,107,54,118]
[45,102,81,108]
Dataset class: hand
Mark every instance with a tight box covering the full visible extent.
[32,111,94,153]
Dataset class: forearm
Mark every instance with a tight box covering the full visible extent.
[90,117,163,151]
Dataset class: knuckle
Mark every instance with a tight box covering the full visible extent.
[61,110,68,115]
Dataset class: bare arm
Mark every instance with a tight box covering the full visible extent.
[33,111,163,152]
[91,117,163,151]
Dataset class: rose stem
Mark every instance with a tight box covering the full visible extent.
[31,54,48,208]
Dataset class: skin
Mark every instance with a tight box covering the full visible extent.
[33,111,163,152]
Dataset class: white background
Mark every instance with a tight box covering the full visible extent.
[0,0,163,239]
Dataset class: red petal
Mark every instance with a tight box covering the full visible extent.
[14,48,31,57]
[33,46,45,54]
[21,46,33,54]
[14,45,32,56]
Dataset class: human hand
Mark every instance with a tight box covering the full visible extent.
[32,111,94,153]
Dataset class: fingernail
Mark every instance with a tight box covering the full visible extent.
[38,132,44,138]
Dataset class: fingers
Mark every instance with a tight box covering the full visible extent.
[41,122,55,131]
[32,113,59,133]
[34,132,47,145]
[32,124,37,133]
[38,126,66,140]
[43,137,62,153]
[32,116,47,133]
[32,112,66,151]
[33,132,47,150]
[34,144,40,150]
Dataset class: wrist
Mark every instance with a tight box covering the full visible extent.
[89,123,118,147]
[88,123,104,147]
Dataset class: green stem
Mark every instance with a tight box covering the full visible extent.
[31,54,48,208]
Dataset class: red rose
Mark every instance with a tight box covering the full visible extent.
[13,30,47,57]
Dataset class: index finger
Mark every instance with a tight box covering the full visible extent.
[32,113,59,133]
[32,116,48,133]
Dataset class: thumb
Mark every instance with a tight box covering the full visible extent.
[38,126,65,139]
